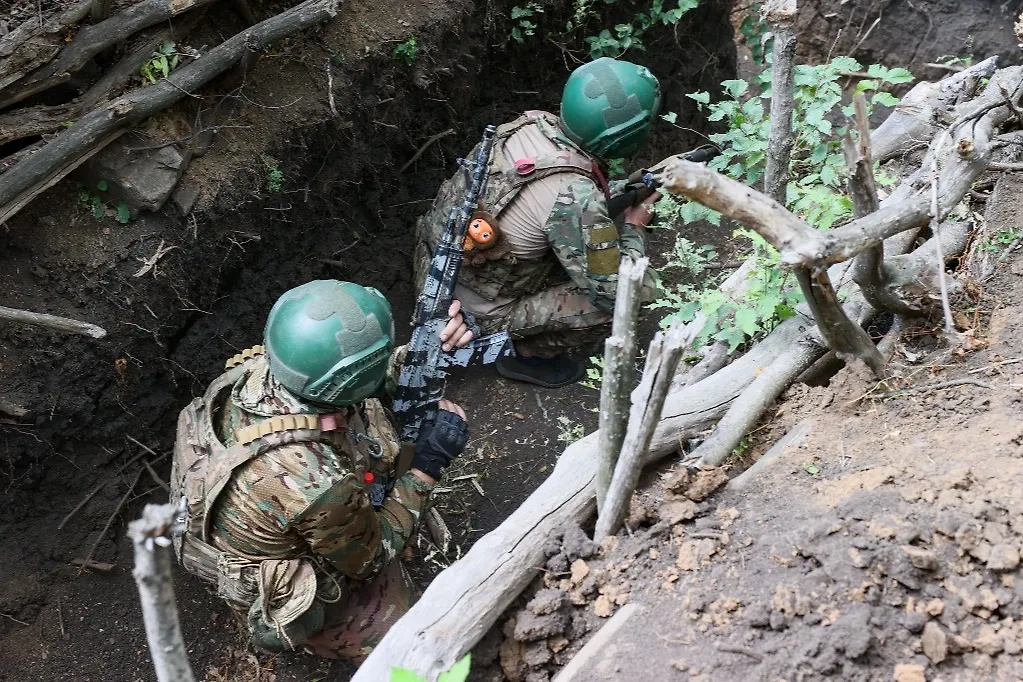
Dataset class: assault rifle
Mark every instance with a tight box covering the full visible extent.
[388,125,511,499]
[606,144,722,219]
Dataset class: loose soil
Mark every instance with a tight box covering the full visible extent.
[0,0,1020,681]
[478,256,1023,682]
[0,0,734,679]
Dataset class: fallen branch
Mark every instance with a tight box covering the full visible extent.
[0,0,341,225]
[596,256,646,512]
[128,503,196,682]
[595,321,691,540]
[727,419,814,491]
[0,0,219,109]
[0,305,107,338]
[0,1,91,93]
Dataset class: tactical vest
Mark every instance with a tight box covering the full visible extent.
[169,350,400,618]
[415,111,606,302]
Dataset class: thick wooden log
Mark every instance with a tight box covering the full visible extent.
[0,1,91,93]
[0,0,220,110]
[351,431,601,681]
[0,0,340,226]
[595,256,646,512]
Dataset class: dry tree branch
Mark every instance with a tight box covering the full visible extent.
[596,256,646,513]
[0,305,107,337]
[128,502,196,682]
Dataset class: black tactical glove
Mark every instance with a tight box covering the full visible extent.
[412,409,469,480]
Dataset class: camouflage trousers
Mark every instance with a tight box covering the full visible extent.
[303,559,416,662]
[475,282,612,358]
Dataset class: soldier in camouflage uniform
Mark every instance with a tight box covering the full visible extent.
[414,57,662,388]
[170,280,474,662]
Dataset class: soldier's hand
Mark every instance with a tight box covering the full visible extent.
[411,400,469,483]
[440,300,475,352]
[623,191,660,229]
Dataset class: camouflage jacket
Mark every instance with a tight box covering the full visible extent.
[416,111,647,311]
[208,356,431,581]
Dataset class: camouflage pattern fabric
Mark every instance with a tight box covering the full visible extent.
[207,356,430,655]
[303,559,415,662]
[475,281,612,357]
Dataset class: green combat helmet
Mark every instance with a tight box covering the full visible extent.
[559,57,661,158]
[263,280,395,407]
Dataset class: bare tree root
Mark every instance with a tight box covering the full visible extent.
[0,0,340,226]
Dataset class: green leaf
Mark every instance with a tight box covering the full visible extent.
[160,41,176,55]
[390,668,426,682]
[883,67,915,84]
[721,79,749,99]
[116,202,131,224]
[774,303,797,321]
[96,180,108,192]
[438,654,472,682]
[805,463,819,475]
[734,306,760,337]
[660,111,678,123]
[829,56,861,73]
[156,55,169,77]
[871,92,899,107]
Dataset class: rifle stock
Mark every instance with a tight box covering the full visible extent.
[607,144,721,220]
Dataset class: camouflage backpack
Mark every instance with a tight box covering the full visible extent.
[414,111,605,302]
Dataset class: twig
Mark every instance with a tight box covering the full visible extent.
[128,503,195,682]
[877,378,993,400]
[966,357,1022,374]
[70,558,116,572]
[716,644,764,662]
[58,446,166,530]
[398,128,456,174]
[988,161,1023,171]
[1,613,29,626]
[133,239,180,278]
[929,142,956,336]
[0,305,107,338]
[77,469,143,577]
[143,459,169,493]
[326,59,338,118]
[57,595,66,639]
[924,62,966,73]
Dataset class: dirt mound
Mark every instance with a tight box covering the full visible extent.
[473,259,1023,681]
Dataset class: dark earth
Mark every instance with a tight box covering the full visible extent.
[0,0,1021,680]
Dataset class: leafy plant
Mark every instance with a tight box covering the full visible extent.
[392,37,418,65]
[391,654,471,682]
[651,56,914,350]
[140,41,182,84]
[510,2,544,43]
[582,0,699,58]
[266,166,284,193]
[738,3,771,65]
[74,180,132,224]
[980,227,1021,253]
[580,354,604,390]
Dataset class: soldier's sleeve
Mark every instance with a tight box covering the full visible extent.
[289,448,431,580]
[544,176,646,312]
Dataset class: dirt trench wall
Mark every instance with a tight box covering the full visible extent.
[0,1,736,513]
[794,0,1023,70]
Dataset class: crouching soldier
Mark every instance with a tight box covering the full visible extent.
[169,279,473,661]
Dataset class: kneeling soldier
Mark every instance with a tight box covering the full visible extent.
[170,279,472,661]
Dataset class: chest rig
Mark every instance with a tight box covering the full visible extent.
[169,348,400,605]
